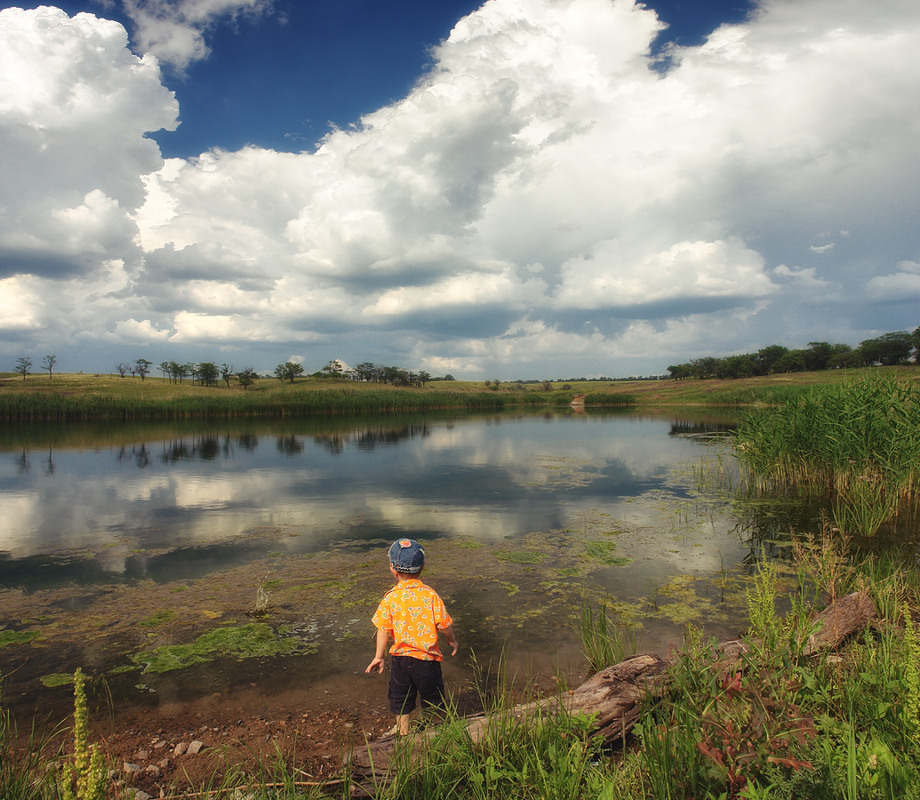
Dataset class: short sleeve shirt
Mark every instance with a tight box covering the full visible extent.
[371,578,452,661]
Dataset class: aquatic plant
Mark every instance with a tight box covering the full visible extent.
[734,376,920,535]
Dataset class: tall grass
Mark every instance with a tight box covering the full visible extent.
[0,385,510,421]
[733,376,920,535]
[0,688,57,800]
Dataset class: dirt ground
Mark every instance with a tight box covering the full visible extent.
[56,680,496,798]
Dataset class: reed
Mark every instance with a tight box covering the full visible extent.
[0,384,509,421]
[733,376,920,535]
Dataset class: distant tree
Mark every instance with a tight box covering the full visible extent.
[158,361,170,380]
[135,358,152,380]
[198,361,219,387]
[321,360,345,380]
[753,345,789,375]
[772,349,807,373]
[42,354,56,380]
[827,344,858,369]
[116,362,130,378]
[804,342,832,372]
[221,363,235,387]
[442,374,456,381]
[716,355,755,379]
[859,331,914,366]
[237,367,258,389]
[187,362,200,384]
[15,356,31,379]
[274,361,305,383]
[913,326,920,362]
[417,371,431,387]
[353,362,377,382]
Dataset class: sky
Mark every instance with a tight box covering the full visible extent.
[1,0,918,381]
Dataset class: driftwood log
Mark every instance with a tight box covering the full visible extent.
[349,591,876,779]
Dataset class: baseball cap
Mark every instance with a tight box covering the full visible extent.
[389,538,425,573]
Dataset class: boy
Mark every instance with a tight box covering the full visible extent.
[365,538,458,735]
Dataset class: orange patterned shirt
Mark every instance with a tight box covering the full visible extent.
[371,578,452,661]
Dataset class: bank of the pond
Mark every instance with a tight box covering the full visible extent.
[0,374,641,421]
[6,536,919,800]
[3,366,917,421]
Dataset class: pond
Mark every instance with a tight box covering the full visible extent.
[0,409,819,724]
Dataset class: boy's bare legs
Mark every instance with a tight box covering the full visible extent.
[396,713,411,735]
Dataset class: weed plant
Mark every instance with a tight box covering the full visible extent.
[733,376,920,535]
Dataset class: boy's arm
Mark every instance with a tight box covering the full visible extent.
[440,624,459,657]
[365,627,391,674]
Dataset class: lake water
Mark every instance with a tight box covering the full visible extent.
[0,409,821,721]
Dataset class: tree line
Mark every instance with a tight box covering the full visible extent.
[667,328,920,380]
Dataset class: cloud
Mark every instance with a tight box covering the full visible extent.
[2,0,920,377]
[0,6,177,281]
[118,0,276,71]
[865,261,920,303]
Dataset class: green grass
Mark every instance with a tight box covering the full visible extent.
[733,376,920,535]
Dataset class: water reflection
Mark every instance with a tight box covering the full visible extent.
[3,412,726,584]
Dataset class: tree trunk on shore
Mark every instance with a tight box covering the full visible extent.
[348,591,876,781]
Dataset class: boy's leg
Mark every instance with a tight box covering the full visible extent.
[388,656,418,734]
[409,659,446,718]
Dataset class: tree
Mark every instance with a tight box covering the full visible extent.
[274,361,305,383]
[859,332,913,366]
[753,345,788,375]
[353,362,378,382]
[15,356,31,379]
[158,361,170,380]
[417,371,431,387]
[771,349,807,373]
[42,354,56,380]
[804,342,832,372]
[221,363,235,387]
[116,362,130,378]
[198,361,219,387]
[237,367,258,389]
[135,358,152,380]
[321,360,345,380]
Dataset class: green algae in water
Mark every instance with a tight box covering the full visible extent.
[139,609,176,627]
[584,540,632,566]
[495,551,547,565]
[133,623,299,674]
[40,673,73,687]
[0,629,39,647]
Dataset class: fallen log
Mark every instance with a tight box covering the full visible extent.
[348,591,876,779]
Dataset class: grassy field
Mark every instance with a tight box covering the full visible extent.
[1,367,917,421]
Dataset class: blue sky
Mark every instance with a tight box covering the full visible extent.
[1,0,918,379]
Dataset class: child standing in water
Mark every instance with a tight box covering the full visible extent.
[365,538,458,735]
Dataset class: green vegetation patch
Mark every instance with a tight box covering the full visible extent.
[132,622,298,673]
[584,540,633,566]
[0,629,39,647]
[138,609,176,627]
[39,672,73,687]
[495,550,547,565]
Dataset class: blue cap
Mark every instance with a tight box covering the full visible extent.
[389,538,425,573]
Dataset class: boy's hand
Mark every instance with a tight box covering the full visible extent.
[365,657,385,674]
[448,639,459,656]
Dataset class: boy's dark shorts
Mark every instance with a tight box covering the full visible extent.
[388,655,444,714]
